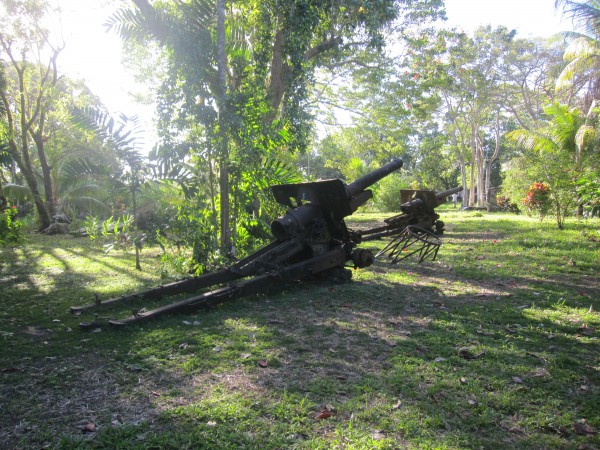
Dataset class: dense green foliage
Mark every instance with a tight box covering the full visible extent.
[104,0,445,263]
[0,204,22,244]
[2,0,599,269]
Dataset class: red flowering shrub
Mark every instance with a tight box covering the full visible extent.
[522,182,551,218]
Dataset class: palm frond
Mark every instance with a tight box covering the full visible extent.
[3,184,32,203]
[564,35,600,59]
[60,196,111,216]
[556,0,600,38]
[62,183,103,197]
[59,158,109,184]
[244,156,301,190]
[71,107,146,172]
[0,142,13,166]
[556,36,600,90]
[506,129,558,154]
[556,58,593,89]
[105,5,176,45]
[179,0,215,29]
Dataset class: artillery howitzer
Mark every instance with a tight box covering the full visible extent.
[71,159,404,328]
[357,186,462,263]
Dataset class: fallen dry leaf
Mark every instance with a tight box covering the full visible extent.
[573,421,596,435]
[371,430,386,440]
[314,408,333,420]
[80,423,97,433]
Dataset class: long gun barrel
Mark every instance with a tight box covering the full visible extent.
[346,159,403,197]
[433,186,463,202]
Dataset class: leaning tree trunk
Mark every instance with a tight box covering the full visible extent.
[18,152,51,229]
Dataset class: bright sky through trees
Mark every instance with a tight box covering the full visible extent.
[50,0,575,152]
[444,0,574,37]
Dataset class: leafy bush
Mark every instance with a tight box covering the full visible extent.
[496,195,520,213]
[372,172,414,212]
[577,177,600,217]
[522,182,551,219]
[0,205,23,245]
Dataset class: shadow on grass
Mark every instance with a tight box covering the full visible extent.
[1,226,599,449]
[25,274,594,449]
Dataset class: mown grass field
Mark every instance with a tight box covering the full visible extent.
[1,207,599,449]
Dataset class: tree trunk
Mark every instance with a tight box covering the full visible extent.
[476,144,485,206]
[20,160,50,231]
[1,48,55,230]
[16,124,51,229]
[132,178,141,270]
[460,163,467,208]
[31,117,56,219]
[216,0,231,253]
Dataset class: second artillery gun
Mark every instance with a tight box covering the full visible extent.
[71,159,404,327]
[357,186,462,263]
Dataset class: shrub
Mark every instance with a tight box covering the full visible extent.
[372,172,414,212]
[496,195,520,213]
[0,205,23,245]
[522,182,551,219]
[577,177,600,217]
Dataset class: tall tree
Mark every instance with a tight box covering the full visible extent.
[107,0,444,256]
[0,0,64,229]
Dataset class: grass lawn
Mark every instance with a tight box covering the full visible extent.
[0,206,599,449]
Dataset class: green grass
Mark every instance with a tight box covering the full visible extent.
[1,209,599,449]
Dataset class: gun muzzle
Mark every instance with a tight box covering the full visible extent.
[345,159,403,197]
[435,186,463,201]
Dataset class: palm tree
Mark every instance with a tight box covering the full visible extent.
[73,107,147,270]
[555,1,600,110]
